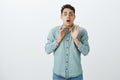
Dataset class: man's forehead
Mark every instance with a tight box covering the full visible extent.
[63,8,74,13]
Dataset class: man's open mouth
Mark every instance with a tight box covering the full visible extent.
[66,20,70,22]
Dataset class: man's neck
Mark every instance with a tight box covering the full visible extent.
[67,24,74,31]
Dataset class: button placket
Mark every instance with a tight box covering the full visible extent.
[65,34,70,78]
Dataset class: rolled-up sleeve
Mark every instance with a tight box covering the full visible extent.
[45,29,58,54]
[77,29,90,56]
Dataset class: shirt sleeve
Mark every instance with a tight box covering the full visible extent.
[45,29,58,54]
[77,28,90,56]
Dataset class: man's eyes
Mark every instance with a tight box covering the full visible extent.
[64,13,74,16]
[64,14,67,16]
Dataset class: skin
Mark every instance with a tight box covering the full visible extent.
[56,8,80,46]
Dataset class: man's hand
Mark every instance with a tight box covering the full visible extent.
[71,25,80,40]
[56,26,66,44]
[71,25,80,45]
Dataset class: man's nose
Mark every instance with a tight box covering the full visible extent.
[66,14,70,18]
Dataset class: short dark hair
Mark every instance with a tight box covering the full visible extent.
[61,4,75,14]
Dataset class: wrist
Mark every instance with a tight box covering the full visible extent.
[73,38,78,41]
[74,38,79,46]
[56,37,62,44]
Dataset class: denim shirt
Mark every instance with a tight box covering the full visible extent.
[45,25,90,78]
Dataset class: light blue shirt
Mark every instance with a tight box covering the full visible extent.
[45,25,90,78]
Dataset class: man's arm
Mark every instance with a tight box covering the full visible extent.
[75,28,90,56]
[71,26,90,56]
[45,29,59,54]
[45,26,66,54]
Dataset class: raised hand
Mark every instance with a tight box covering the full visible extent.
[71,25,80,40]
[56,26,66,44]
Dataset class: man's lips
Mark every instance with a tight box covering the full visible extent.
[66,20,70,22]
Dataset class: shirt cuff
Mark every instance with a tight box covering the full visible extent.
[52,40,59,49]
[77,41,83,51]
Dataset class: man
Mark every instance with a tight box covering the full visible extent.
[45,4,90,80]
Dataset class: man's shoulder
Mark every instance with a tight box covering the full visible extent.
[51,26,59,31]
[79,26,87,33]
[49,26,59,34]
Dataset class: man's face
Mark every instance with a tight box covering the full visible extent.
[61,8,75,27]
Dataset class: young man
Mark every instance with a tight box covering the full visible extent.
[45,4,90,80]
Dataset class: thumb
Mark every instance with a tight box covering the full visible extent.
[70,30,73,34]
[59,26,62,30]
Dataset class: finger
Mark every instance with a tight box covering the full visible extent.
[75,26,77,30]
[77,26,79,30]
[60,27,65,32]
[59,25,62,30]
[70,30,73,34]
[74,24,78,30]
[59,26,65,32]
[77,26,80,32]
[69,28,72,32]
[75,25,79,30]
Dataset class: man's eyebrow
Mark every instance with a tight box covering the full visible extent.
[63,12,67,14]
[63,12,73,14]
[69,12,73,14]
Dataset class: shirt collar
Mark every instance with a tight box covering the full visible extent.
[65,24,75,34]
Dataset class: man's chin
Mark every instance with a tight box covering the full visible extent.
[65,24,73,27]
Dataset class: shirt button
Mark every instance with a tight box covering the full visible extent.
[66,39,69,41]
[66,68,68,70]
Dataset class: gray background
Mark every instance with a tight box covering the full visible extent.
[0,0,120,80]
